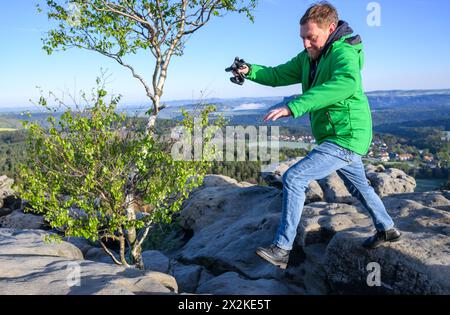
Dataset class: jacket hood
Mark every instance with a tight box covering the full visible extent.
[309,20,356,82]
[321,20,354,57]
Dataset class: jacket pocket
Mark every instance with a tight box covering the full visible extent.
[325,111,337,136]
[327,105,352,137]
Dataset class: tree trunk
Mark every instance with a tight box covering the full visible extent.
[125,193,145,269]
[146,96,160,132]
[119,233,130,267]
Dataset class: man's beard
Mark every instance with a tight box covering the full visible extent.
[307,49,321,61]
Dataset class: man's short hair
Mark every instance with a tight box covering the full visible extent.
[300,1,339,28]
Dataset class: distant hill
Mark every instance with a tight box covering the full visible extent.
[1,89,449,131]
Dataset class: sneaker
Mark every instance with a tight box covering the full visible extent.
[255,244,290,269]
[363,228,402,249]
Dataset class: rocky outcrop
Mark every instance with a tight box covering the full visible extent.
[1,170,447,295]
[325,230,450,294]
[0,175,15,201]
[0,176,21,213]
[0,210,46,229]
[170,261,214,293]
[365,164,416,197]
[317,172,355,204]
[262,157,324,204]
[158,175,450,295]
[262,161,417,201]
[0,229,83,260]
[196,272,295,295]
[142,250,171,274]
[0,229,178,295]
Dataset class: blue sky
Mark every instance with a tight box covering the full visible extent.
[1,0,450,108]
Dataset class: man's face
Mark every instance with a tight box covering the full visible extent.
[300,21,336,61]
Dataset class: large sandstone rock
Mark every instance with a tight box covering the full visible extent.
[325,230,450,294]
[323,191,450,294]
[2,195,22,211]
[263,160,417,200]
[84,247,115,264]
[0,176,18,210]
[0,255,178,295]
[295,202,372,247]
[196,272,296,295]
[317,172,354,204]
[178,176,288,279]
[0,175,15,201]
[142,250,170,273]
[0,228,178,295]
[0,210,46,229]
[64,236,97,257]
[0,208,13,218]
[365,164,416,197]
[262,158,324,204]
[162,175,450,295]
[0,229,83,260]
[170,261,214,293]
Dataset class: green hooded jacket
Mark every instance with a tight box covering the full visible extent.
[246,22,372,156]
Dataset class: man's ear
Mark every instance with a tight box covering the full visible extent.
[328,23,337,35]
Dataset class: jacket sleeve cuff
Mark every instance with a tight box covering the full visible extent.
[246,64,262,81]
[287,99,303,119]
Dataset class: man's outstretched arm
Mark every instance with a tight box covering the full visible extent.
[246,53,304,87]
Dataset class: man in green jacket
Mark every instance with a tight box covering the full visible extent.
[232,2,401,269]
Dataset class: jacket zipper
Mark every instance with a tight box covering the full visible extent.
[326,111,337,136]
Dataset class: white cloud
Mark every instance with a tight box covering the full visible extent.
[233,103,266,111]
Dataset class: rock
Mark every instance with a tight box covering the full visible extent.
[180,175,278,233]
[325,231,450,294]
[380,194,450,235]
[198,269,215,288]
[322,191,450,294]
[0,175,15,200]
[305,180,324,203]
[77,245,173,273]
[365,165,416,197]
[202,175,240,188]
[263,160,416,200]
[442,227,450,236]
[84,247,115,264]
[0,229,83,260]
[0,228,178,295]
[297,202,372,247]
[261,159,324,204]
[172,172,450,295]
[0,255,178,295]
[384,191,450,212]
[178,181,288,280]
[196,272,296,295]
[261,157,303,188]
[317,172,355,204]
[0,208,13,218]
[170,261,204,293]
[0,210,45,229]
[3,195,22,211]
[175,175,370,293]
[64,236,97,257]
[142,250,170,273]
[365,164,385,173]
[286,243,329,294]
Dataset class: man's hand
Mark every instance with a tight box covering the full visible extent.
[263,106,292,122]
[232,64,250,77]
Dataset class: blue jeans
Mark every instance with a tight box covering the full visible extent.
[274,141,395,251]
